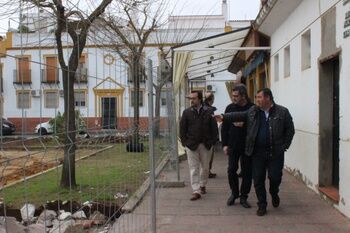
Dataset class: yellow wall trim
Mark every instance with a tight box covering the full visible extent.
[0,32,13,57]
[93,89,125,117]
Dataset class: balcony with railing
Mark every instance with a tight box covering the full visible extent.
[41,68,59,84]
[74,67,88,83]
[13,69,32,84]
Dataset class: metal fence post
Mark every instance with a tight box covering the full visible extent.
[167,85,180,181]
[147,59,156,233]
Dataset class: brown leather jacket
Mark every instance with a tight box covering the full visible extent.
[180,105,218,151]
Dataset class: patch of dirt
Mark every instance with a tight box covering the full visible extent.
[0,149,99,187]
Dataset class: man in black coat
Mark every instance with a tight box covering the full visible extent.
[216,88,295,216]
[221,84,254,208]
[180,91,218,201]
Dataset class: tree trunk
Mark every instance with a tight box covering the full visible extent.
[132,59,140,146]
[60,69,77,188]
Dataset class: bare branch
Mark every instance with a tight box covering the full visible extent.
[124,5,142,43]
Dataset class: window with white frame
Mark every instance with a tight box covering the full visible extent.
[284,45,290,78]
[274,54,279,82]
[130,90,144,107]
[45,91,59,108]
[301,29,311,70]
[17,91,30,109]
[74,91,86,107]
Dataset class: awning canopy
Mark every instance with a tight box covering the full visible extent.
[172,27,252,80]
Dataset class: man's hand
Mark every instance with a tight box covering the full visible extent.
[214,114,223,122]
[233,122,244,127]
[223,146,229,156]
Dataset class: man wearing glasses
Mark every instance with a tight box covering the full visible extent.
[180,91,218,201]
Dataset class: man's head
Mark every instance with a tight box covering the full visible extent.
[188,91,203,108]
[204,92,215,106]
[255,88,274,110]
[232,84,248,106]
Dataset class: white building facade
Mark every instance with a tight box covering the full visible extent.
[0,0,251,132]
[256,0,350,217]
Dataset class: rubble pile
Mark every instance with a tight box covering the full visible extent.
[0,200,122,233]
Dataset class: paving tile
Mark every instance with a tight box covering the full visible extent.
[109,151,350,233]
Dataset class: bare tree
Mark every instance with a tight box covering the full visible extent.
[93,0,209,140]
[24,0,112,188]
[92,0,170,150]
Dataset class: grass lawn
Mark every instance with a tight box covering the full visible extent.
[1,140,168,208]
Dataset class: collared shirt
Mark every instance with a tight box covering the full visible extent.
[263,104,274,121]
[264,110,269,120]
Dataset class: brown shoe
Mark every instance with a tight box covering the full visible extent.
[190,193,201,201]
[200,186,206,194]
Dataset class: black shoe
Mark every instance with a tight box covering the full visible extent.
[226,195,238,206]
[256,207,267,216]
[190,193,201,201]
[272,194,280,208]
[208,171,217,178]
[240,199,251,208]
[200,186,206,194]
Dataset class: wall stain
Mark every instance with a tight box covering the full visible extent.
[286,166,348,208]
[341,198,346,206]
[285,166,314,187]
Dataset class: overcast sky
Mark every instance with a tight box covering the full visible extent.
[170,0,261,20]
[0,0,260,35]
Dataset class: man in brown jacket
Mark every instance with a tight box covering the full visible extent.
[180,91,218,201]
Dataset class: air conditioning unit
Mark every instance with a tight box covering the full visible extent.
[59,89,64,97]
[31,89,41,97]
[206,85,216,92]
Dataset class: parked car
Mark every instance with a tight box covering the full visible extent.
[34,120,89,138]
[34,121,53,135]
[1,118,16,135]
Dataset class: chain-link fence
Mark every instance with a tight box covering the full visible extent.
[0,31,179,233]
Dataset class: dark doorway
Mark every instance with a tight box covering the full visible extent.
[332,59,339,187]
[319,57,339,188]
[101,97,117,129]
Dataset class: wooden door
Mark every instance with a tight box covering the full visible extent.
[18,57,30,83]
[46,57,57,82]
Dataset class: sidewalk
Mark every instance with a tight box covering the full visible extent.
[114,149,350,233]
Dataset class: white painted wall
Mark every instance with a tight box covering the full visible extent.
[336,0,350,217]
[2,24,234,121]
[206,71,236,113]
[268,0,350,218]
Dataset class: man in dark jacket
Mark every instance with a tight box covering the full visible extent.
[221,84,254,208]
[180,91,218,201]
[216,88,295,216]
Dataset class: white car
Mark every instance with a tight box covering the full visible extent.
[34,121,53,135]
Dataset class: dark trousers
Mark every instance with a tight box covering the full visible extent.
[227,149,252,200]
[209,147,214,171]
[252,152,284,208]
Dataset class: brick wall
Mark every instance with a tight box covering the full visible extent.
[8,117,169,133]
